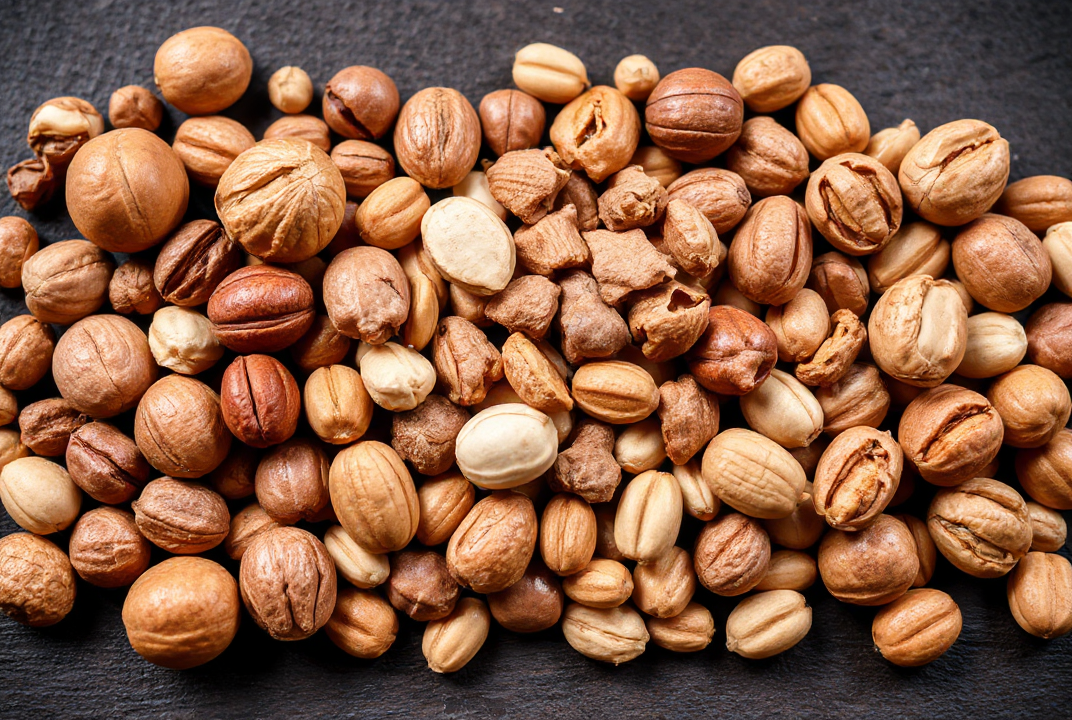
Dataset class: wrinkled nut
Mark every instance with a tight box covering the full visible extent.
[6,157,57,211]
[613,418,666,474]
[997,175,1072,231]
[987,365,1072,449]
[501,332,572,412]
[795,84,870,161]
[550,418,621,503]
[0,217,38,289]
[806,153,904,256]
[255,438,330,524]
[447,491,537,593]
[1007,552,1072,639]
[551,85,640,183]
[763,482,826,550]
[0,431,29,474]
[487,148,571,225]
[387,550,459,621]
[302,364,372,445]
[110,259,162,315]
[729,195,811,305]
[562,603,649,665]
[423,597,491,673]
[224,503,282,561]
[322,66,400,140]
[220,355,300,449]
[1016,430,1072,510]
[766,289,830,362]
[392,395,469,477]
[22,239,114,325]
[693,513,770,596]
[556,270,630,364]
[598,165,667,231]
[208,265,315,353]
[627,281,710,363]
[512,43,589,104]
[898,385,1004,486]
[702,427,806,520]
[355,177,429,250]
[323,524,390,588]
[644,68,744,164]
[432,317,502,406]
[725,589,811,659]
[172,116,255,187]
[394,87,480,189]
[329,441,419,554]
[154,219,242,307]
[27,96,104,167]
[415,471,475,546]
[262,114,330,152]
[666,168,751,236]
[0,392,16,427]
[572,360,660,425]
[484,275,561,340]
[795,308,867,388]
[479,89,546,157]
[1026,303,1072,379]
[899,119,1011,226]
[614,470,683,564]
[0,315,55,391]
[957,312,1027,379]
[584,227,676,307]
[19,398,88,457]
[326,587,398,659]
[562,558,634,609]
[812,427,902,530]
[867,222,949,295]
[646,601,715,652]
[927,478,1032,578]
[731,45,811,112]
[66,422,150,504]
[109,85,164,131]
[267,66,313,114]
[0,533,76,627]
[0,456,81,534]
[331,140,394,199]
[632,546,695,618]
[540,493,597,576]
[660,199,721,278]
[868,275,967,388]
[153,26,251,114]
[69,507,150,588]
[455,404,558,490]
[672,460,721,521]
[359,342,436,412]
[952,214,1051,313]
[818,514,918,605]
[657,375,719,466]
[688,304,778,396]
[422,197,515,296]
[815,363,890,436]
[1026,502,1067,552]
[322,246,410,345]
[755,549,818,592]
[741,369,823,449]
[808,252,870,317]
[132,477,230,554]
[1045,223,1072,297]
[488,560,564,633]
[872,588,962,666]
[134,375,232,478]
[725,116,810,198]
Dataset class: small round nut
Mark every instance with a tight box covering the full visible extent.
[479,89,546,158]
[69,507,151,588]
[148,306,224,376]
[263,115,331,152]
[109,258,162,315]
[331,140,395,199]
[1016,429,1072,510]
[224,502,281,561]
[646,601,715,652]
[326,587,398,659]
[957,312,1027,379]
[614,54,660,101]
[154,26,252,114]
[0,533,76,627]
[632,546,696,618]
[109,85,164,131]
[987,365,1072,449]
[732,45,811,112]
[998,175,1072,231]
[808,252,870,317]
[360,342,437,411]
[552,86,641,183]
[872,588,962,666]
[818,514,918,605]
[268,66,313,114]
[725,116,810,198]
[0,457,81,535]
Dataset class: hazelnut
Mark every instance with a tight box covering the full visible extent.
[331,140,395,198]
[323,66,399,140]
[148,306,224,376]
[387,550,459,621]
[447,491,538,593]
[154,26,251,114]
[18,398,88,456]
[818,514,918,605]
[69,507,150,588]
[952,214,1051,312]
[328,441,420,554]
[360,342,437,411]
[478,89,546,157]
[0,456,81,534]
[394,87,481,189]
[326,588,399,659]
[66,422,150,504]
[0,533,76,627]
[0,216,38,289]
[220,355,300,448]
[795,84,870,160]
[134,375,232,478]
[267,66,313,113]
[0,315,55,390]
[872,588,962,666]
[987,365,1071,448]
[867,222,950,294]
[687,305,778,396]
[1026,303,1072,378]
[645,68,744,163]
[488,559,564,633]
[208,265,315,353]
[614,54,660,100]
[132,477,230,554]
[108,85,164,131]
[21,239,114,325]
[693,513,770,596]
[551,86,640,183]
[255,438,330,524]
[927,478,1031,578]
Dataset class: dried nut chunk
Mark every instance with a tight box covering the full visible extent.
[726,589,811,659]
[805,153,903,256]
[725,116,810,197]
[447,491,537,593]
[22,239,114,325]
[563,558,633,608]
[393,87,480,189]
[550,419,621,503]
[562,603,648,665]
[1026,502,1067,552]
[391,396,469,477]
[556,270,631,364]
[667,168,752,235]
[484,275,561,339]
[987,365,1071,449]
[512,43,589,104]
[644,68,744,164]
[731,45,811,112]
[952,214,1051,313]
[486,148,571,224]
[513,205,589,277]
[554,173,600,230]
[540,493,597,576]
[728,195,811,305]
[687,305,778,396]
[632,546,695,618]
[501,333,573,413]
[0,533,76,627]
[999,175,1072,231]
[134,375,231,478]
[661,199,721,278]
[818,514,918,605]
[927,478,1032,578]
[416,472,476,546]
[303,365,373,445]
[0,315,55,391]
[132,477,229,553]
[812,427,902,530]
[27,96,103,167]
[422,197,516,296]
[693,513,770,596]
[326,587,398,659]
[795,309,867,387]
[702,428,806,519]
[584,228,676,307]
[808,252,870,317]
[353,177,429,250]
[455,403,558,490]
[628,281,711,362]
[868,275,967,388]
[323,525,390,588]
[766,289,830,362]
[598,165,668,231]
[551,86,640,183]
[614,470,682,564]
[0,456,81,533]
[794,84,870,161]
[66,422,150,505]
[815,363,890,435]
[572,361,660,425]
[741,369,823,449]
[657,375,719,465]
[647,602,715,652]
[433,317,503,407]
[387,550,459,622]
[1007,552,1072,639]
[207,265,315,353]
[6,157,57,212]
[172,116,255,187]
[329,441,419,554]
[322,246,410,345]
[479,89,546,157]
[865,119,921,174]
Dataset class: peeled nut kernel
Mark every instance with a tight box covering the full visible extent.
[326,587,398,659]
[7,157,56,211]
[957,312,1027,379]
[552,86,640,183]
[614,54,660,101]
[394,87,481,190]
[1026,502,1067,552]
[27,96,104,167]
[632,546,695,618]
[702,428,806,519]
[0,456,81,535]
[268,66,313,113]
[928,478,1032,578]
[812,427,902,531]
[329,442,419,554]
[865,119,921,174]
[725,589,811,659]
[614,470,683,564]
[693,513,770,596]
[795,84,870,161]
[646,601,715,652]
[0,533,76,627]
[1007,552,1072,639]
[805,153,903,256]
[513,43,589,104]
[872,588,962,666]
[455,404,558,490]
[818,514,918,605]
[952,214,1051,313]
[359,342,436,412]
[540,493,597,577]
[571,360,660,425]
[422,197,516,296]
[323,524,390,589]
[731,45,811,112]
[562,603,649,665]
[740,369,823,449]
[987,365,1072,449]
[447,491,538,593]
[613,418,666,474]
[422,596,490,674]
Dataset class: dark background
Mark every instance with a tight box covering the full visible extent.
[1,0,1072,718]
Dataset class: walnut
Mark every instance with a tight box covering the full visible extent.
[556,270,631,364]
[513,205,590,276]
[598,165,668,231]
[657,375,720,464]
[486,148,571,224]
[391,395,470,476]
[484,275,562,339]
[432,317,504,406]
[627,281,711,361]
[796,309,867,387]
[584,228,676,306]
[550,419,622,503]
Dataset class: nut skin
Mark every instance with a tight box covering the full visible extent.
[952,214,1051,313]
[808,252,870,317]
[255,438,330,525]
[725,116,810,198]
[561,603,649,665]
[488,148,572,225]
[66,129,189,253]
[69,507,150,588]
[571,360,660,425]
[646,602,715,652]
[220,355,300,449]
[998,175,1072,231]
[0,533,76,627]
[323,66,399,140]
[488,559,564,633]
[0,217,38,289]
[898,385,1004,487]
[447,491,538,594]
[688,305,778,396]
[323,246,410,344]
[550,418,621,503]
[818,514,918,605]
[134,375,232,479]
[392,395,470,477]
[583,227,676,307]
[795,84,870,161]
[154,26,252,114]
[1026,304,1072,378]
[394,87,480,189]
[18,398,88,457]
[1016,430,1072,510]
[693,513,771,596]
[657,374,720,465]
[224,503,281,560]
[987,365,1072,449]
[66,422,150,504]
[110,259,162,315]
[551,86,640,183]
[872,588,962,666]
[479,89,546,157]
[645,68,744,164]
[303,365,374,445]
[387,550,459,622]
[805,153,903,256]
[239,526,337,641]
[263,114,331,153]
[1007,552,1072,639]
[0,315,55,390]
[21,240,114,325]
[326,587,398,659]
[423,597,491,673]
[812,427,902,531]
[109,85,164,131]
[815,363,890,436]
[1026,502,1067,552]
[172,116,255,187]
[928,478,1032,578]
[598,165,667,231]
[331,140,395,198]
[132,477,230,554]
[540,493,597,576]
[725,589,812,659]
[865,119,921,174]
[485,275,562,340]
[731,45,811,112]
[154,219,242,307]
[208,265,316,353]
[290,316,351,373]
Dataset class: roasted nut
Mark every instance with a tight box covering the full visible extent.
[330,140,394,199]
[556,270,631,364]
[864,119,921,174]
[741,369,823,449]
[614,470,682,564]
[224,503,282,561]
[657,374,719,465]
[0,392,16,427]
[755,549,818,592]
[18,398,87,457]
[422,196,515,295]
[484,275,561,340]
[254,438,330,524]
[687,305,777,395]
[329,441,419,554]
[6,157,57,211]
[153,220,242,307]
[500,332,572,413]
[134,375,232,478]
[359,342,436,412]
[1016,430,1072,510]
[488,559,564,633]
[725,589,811,659]
[1026,304,1072,378]
[867,222,949,295]
[551,86,640,183]
[763,482,826,550]
[132,477,229,554]
[1007,552,1072,639]
[584,228,675,306]
[69,507,150,588]
[0,456,81,534]
[957,312,1028,379]
[572,360,660,425]
[562,603,648,665]
[693,512,770,596]
[666,168,751,235]
[766,289,830,362]
[109,85,164,131]
[172,116,255,187]
[153,26,251,113]
[987,365,1072,448]
[431,317,502,407]
[540,493,597,576]
[353,177,429,250]
[646,602,715,652]
[208,446,258,500]
[731,45,811,112]
[553,172,600,230]
[808,252,870,317]
[645,68,743,163]
[322,66,399,140]
[512,43,589,103]
[806,153,903,256]
[0,315,55,391]
[455,403,558,490]
[928,478,1032,578]
[386,550,459,622]
[660,199,721,278]
[702,426,806,519]
[872,588,962,666]
[998,175,1072,231]
[672,460,720,521]
[67,422,150,504]
[0,430,29,473]
[479,89,546,157]
[0,533,76,627]
[625,281,709,363]
[899,119,1010,226]
[423,597,491,673]
[597,165,667,231]
[563,558,633,608]
[815,363,890,435]
[22,239,114,325]
[220,355,300,448]
[812,427,902,530]
[893,514,937,587]
[208,265,315,353]
[486,148,571,225]
[1045,223,1072,296]
[263,114,330,152]
[323,524,390,588]
[818,514,918,605]
[110,259,162,315]
[795,84,870,160]
[394,87,480,189]
[632,546,695,618]
[728,195,811,305]
[952,214,1051,312]
[0,216,38,289]
[1026,502,1067,552]
[321,247,410,344]
[326,587,398,659]
[725,117,810,198]
[289,316,351,373]
[415,471,475,546]
[550,418,621,503]
[447,491,537,593]
[453,169,507,220]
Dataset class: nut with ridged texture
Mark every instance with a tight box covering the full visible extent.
[732,45,811,112]
[702,428,806,519]
[220,355,300,449]
[132,477,230,554]
[322,524,390,588]
[329,441,419,554]
[794,84,870,161]
[154,219,243,307]
[805,153,903,256]
[1007,552,1072,639]
[479,89,546,157]
[693,512,770,596]
[0,533,76,627]
[172,116,255,187]
[66,422,150,504]
[21,240,114,325]
[864,119,920,174]
[109,259,162,315]
[562,603,648,665]
[571,360,660,425]
[0,315,55,391]
[323,66,399,140]
[740,368,823,449]
[512,43,589,104]
[614,470,682,564]
[645,68,743,164]
[208,265,315,353]
[423,597,491,673]
[18,398,88,457]
[69,507,150,588]
[326,587,398,659]
[927,478,1032,578]
[812,427,902,530]
[447,491,537,593]
[394,87,481,189]
[148,307,224,376]
[725,589,811,659]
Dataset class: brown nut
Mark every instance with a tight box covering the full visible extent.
[687,305,778,396]
[755,549,818,592]
[667,170,750,239]
[630,146,684,189]
[69,507,150,588]
[815,363,890,436]
[387,550,459,622]
[486,148,571,225]
[22,239,114,325]
[432,316,503,407]
[0,533,76,627]
[224,503,281,560]
[109,85,164,131]
[446,491,538,593]
[952,214,1051,313]
[571,360,660,425]
[550,418,622,503]
[26,96,103,167]
[110,259,162,315]
[6,157,57,211]
[598,165,667,232]
[805,153,903,256]
[499,332,571,413]
[818,514,918,605]
[172,116,255,187]
[153,220,242,307]
[331,140,395,198]
[795,309,867,388]
[614,470,682,564]
[263,114,331,153]
[562,603,648,665]
[220,355,300,449]
[1007,552,1072,639]
[254,438,330,525]
[729,195,811,305]
[998,175,1072,231]
[326,587,399,659]
[927,478,1032,578]
[672,460,721,521]
[208,265,315,353]
[552,173,600,231]
[1026,502,1067,552]
[556,270,630,364]
[415,471,475,547]
[726,589,812,659]
[302,365,373,446]
[795,84,870,161]
[153,26,251,114]
[322,524,389,588]
[0,315,55,391]
[134,375,231,478]
[725,116,810,198]
[693,513,770,596]
[731,45,811,112]
[872,588,962,666]
[391,395,469,477]
[893,514,937,587]
[646,602,714,652]
[540,493,597,576]
[19,398,88,457]
[763,483,826,550]
[207,445,258,501]
[584,228,675,307]
[66,422,150,504]
[632,546,696,618]
[867,222,950,295]
[129,477,227,557]
[0,456,80,535]
[322,246,410,344]
[488,559,564,633]
[987,365,1072,449]
[562,558,634,608]
[329,441,419,554]
[766,289,830,362]
[808,252,870,317]
[479,89,546,157]
[0,217,37,289]
[290,316,352,373]
[812,427,902,531]
[394,87,480,189]
[657,374,720,465]
[660,199,721,279]
[485,275,561,340]
[956,311,1028,379]
[1016,430,1072,510]
[1026,304,1072,378]
[354,176,429,250]
[644,68,743,164]
[322,66,399,140]
[864,119,921,174]
[551,86,641,183]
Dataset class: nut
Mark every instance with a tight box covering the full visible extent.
[154,26,251,114]
[19,398,88,457]
[805,153,903,256]
[513,43,589,104]
[432,317,503,406]
[415,471,476,546]
[354,176,429,250]
[331,140,395,198]
[614,54,660,101]
[134,375,232,478]
[322,66,399,140]
[1026,303,1072,378]
[224,503,281,561]
[812,427,902,530]
[807,252,870,317]
[1026,502,1067,552]
[110,259,162,315]
[390,395,469,477]
[598,165,667,231]
[326,587,398,659]
[815,363,890,435]
[562,603,648,665]
[268,66,313,114]
[485,275,561,339]
[872,588,962,666]
[208,265,315,352]
[455,404,558,489]
[290,315,352,372]
[153,219,242,307]
[394,87,480,189]
[27,96,103,167]
[487,148,571,225]
[501,332,573,412]
[0,315,55,390]
[928,478,1032,578]
[794,84,870,161]
[585,227,677,306]
[323,524,390,588]
[0,216,38,289]
[422,597,491,673]
[21,239,114,325]
[672,460,721,521]
[729,195,811,305]
[645,68,743,163]
[795,308,867,387]
[1007,552,1072,639]
[6,158,57,211]
[997,175,1072,231]
[422,197,516,296]
[209,446,258,500]
[572,360,660,424]
[551,86,640,183]
[731,45,811,112]
[1016,429,1072,510]
[666,168,751,235]
[864,119,921,174]
[763,482,826,549]
[687,305,778,395]
[702,427,806,520]
[540,493,597,576]
[614,470,682,564]
[632,546,696,618]
[755,549,818,592]
[359,342,437,411]
[657,374,720,465]
[894,514,937,587]
[867,222,949,294]
[952,214,1051,312]
[148,306,224,376]
[132,477,230,554]
[69,507,150,588]
[766,288,830,362]
[725,589,811,659]
[387,550,459,621]
[447,491,537,593]
[172,116,255,187]
[0,456,81,534]
[987,365,1071,448]
[479,89,546,157]
[550,418,621,503]
[725,116,810,198]
[329,441,419,554]
[554,172,600,230]
[957,312,1028,378]
[488,560,564,633]
[66,422,150,504]
[562,558,633,608]
[263,114,331,152]
[741,368,824,449]
[646,602,715,652]
[220,355,300,448]
[109,85,164,131]
[693,512,770,596]
[556,270,631,364]
[255,438,330,524]
[1045,223,1072,296]
[0,533,76,627]
[818,514,918,605]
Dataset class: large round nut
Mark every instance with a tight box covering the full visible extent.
[386,550,459,622]
[614,470,682,564]
[421,197,515,296]
[455,404,558,490]
[987,365,1072,449]
[644,68,743,164]
[1016,430,1072,510]
[0,533,76,627]
[220,355,300,449]
[69,507,150,588]
[0,456,81,535]
[551,86,640,183]
[322,66,399,140]
[728,195,812,305]
[1007,552,1072,639]
[422,597,491,673]
[134,375,231,478]
[812,427,902,530]
[818,515,918,605]
[21,240,114,325]
[446,491,538,594]
[323,246,411,344]
[393,87,481,189]
[562,603,648,665]
[479,89,547,157]
[958,312,1027,379]
[571,360,659,424]
[725,589,811,659]
[805,153,903,256]
[208,265,315,353]
[303,365,374,445]
[952,214,1051,313]
[132,477,230,554]
[872,588,962,666]
[702,428,806,519]
[0,315,55,391]
[328,441,419,554]
[66,422,150,504]
[927,478,1032,578]
[693,512,770,596]
[326,587,398,659]
[731,45,811,112]
[794,84,870,161]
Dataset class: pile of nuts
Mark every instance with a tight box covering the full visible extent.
[1,29,1072,673]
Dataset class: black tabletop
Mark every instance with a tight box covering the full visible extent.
[2,0,1072,718]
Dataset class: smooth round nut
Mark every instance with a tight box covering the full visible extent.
[66,422,150,504]
[987,365,1072,449]
[394,87,481,189]
[446,491,538,593]
[109,85,164,131]
[329,441,419,554]
[422,597,490,673]
[702,428,806,519]
[487,560,564,633]
[0,457,81,535]
[0,533,76,627]
[479,89,546,157]
[731,45,811,112]
[562,558,633,608]
[645,68,744,164]
[872,588,962,666]
[21,240,114,325]
[512,43,589,104]
[818,514,918,605]
[331,140,395,198]
[725,589,811,659]
[805,153,903,256]
[386,550,459,622]
[69,507,150,588]
[812,427,902,530]
[208,265,315,353]
[794,84,870,161]
[0,315,55,391]
[268,66,313,114]
[303,365,374,445]
[255,438,330,525]
[323,66,399,140]
[1007,552,1072,639]
[172,116,255,188]
[326,587,398,659]
[952,214,1051,313]
[928,478,1032,578]
[0,217,38,289]
[571,361,659,424]
[998,175,1072,231]
[154,26,251,114]
[562,603,648,665]
[134,375,231,478]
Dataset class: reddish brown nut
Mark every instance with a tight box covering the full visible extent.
[387,550,460,621]
[487,559,564,633]
[952,214,1051,313]
[818,514,918,605]
[109,259,162,315]
[479,89,546,157]
[872,588,962,666]
[1026,303,1072,378]
[0,216,38,289]
[220,355,300,449]
[728,195,812,305]
[132,477,230,554]
[19,398,88,456]
[693,513,770,596]
[208,266,315,353]
[812,427,903,531]
[255,438,330,524]
[68,507,150,588]
[66,422,150,504]
[323,246,411,344]
[645,68,744,163]
[154,219,243,307]
[6,158,57,211]
[657,374,720,465]
[687,305,778,395]
[290,316,352,373]
[0,315,55,391]
[322,66,400,140]
[815,363,890,436]
[556,270,631,364]
[392,395,470,476]
[667,168,751,235]
[807,251,870,317]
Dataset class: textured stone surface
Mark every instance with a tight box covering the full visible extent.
[2,0,1072,717]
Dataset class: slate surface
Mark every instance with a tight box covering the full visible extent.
[1,0,1071,718]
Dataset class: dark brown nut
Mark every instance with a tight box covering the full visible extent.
[330,140,395,198]
[1016,430,1072,510]
[0,533,76,627]
[488,559,564,633]
[540,493,597,576]
[729,195,811,305]
[988,365,1072,449]
[868,275,967,388]
[795,84,870,161]
[867,222,949,295]
[598,165,668,232]
[952,214,1051,313]
[224,502,281,560]
[154,220,242,307]
[550,419,621,503]
[1026,304,1072,378]
[6,158,57,211]
[818,514,918,605]
[132,477,230,554]
[66,129,188,253]
[19,398,87,456]
[263,114,330,152]
[998,175,1072,232]
[239,526,337,641]
[766,289,830,362]
[755,549,818,592]
[220,355,300,449]
[0,315,55,391]
[53,315,157,418]
[928,478,1032,578]
[725,116,810,197]
[813,427,902,531]
[446,491,538,593]
[806,153,903,256]
[134,375,232,478]
[657,374,719,465]
[433,317,503,407]
[479,89,546,157]
[687,305,778,395]
[322,246,410,344]
[629,146,683,188]
[627,281,710,362]
[899,119,1010,227]
[807,251,870,317]
[22,239,114,325]
[484,275,561,339]
[326,587,398,659]
[893,514,937,587]
[254,438,330,525]
[763,482,826,549]
[693,513,770,596]
[392,395,470,476]
[69,507,150,588]
[584,228,676,307]
[27,96,104,168]
[795,309,867,387]
[394,87,480,189]
[872,588,962,666]
[661,199,722,278]
[815,363,889,436]
[323,66,399,140]
[67,422,150,504]
[632,546,696,618]
[172,116,255,187]
[556,270,630,364]
[208,445,258,500]
[416,470,475,546]
[501,333,573,413]
[514,206,589,278]
[732,45,811,112]
[384,550,459,622]
[553,172,600,231]
[153,26,251,114]
[1026,502,1067,552]
[667,168,751,236]
[551,85,640,183]
[109,85,164,131]
[329,441,420,554]
[290,316,351,373]
[1007,552,1072,639]
[898,385,1004,486]
[486,148,571,225]
[865,119,921,174]
[208,265,315,353]
[0,217,38,289]
[644,68,743,163]
[110,259,162,315]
